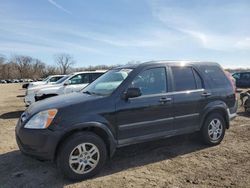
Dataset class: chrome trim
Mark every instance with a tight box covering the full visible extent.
[119,113,200,130]
[119,117,173,130]
[167,89,205,95]
[174,113,199,120]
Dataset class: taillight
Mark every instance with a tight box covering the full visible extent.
[224,71,237,99]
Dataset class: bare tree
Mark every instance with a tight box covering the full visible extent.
[0,55,5,79]
[13,55,33,78]
[55,53,75,74]
[31,59,46,79]
[44,65,60,77]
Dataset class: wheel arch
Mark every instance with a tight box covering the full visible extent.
[200,105,229,130]
[54,122,117,161]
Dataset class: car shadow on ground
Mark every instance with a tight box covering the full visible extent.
[0,110,24,119]
[0,133,209,187]
[237,111,250,118]
[16,95,25,98]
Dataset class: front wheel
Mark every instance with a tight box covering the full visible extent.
[57,132,107,180]
[201,113,226,145]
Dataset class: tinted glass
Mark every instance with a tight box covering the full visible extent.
[193,69,203,89]
[232,73,240,79]
[130,67,167,95]
[70,74,90,84]
[50,76,63,82]
[201,65,230,88]
[172,67,196,91]
[91,73,104,82]
[241,73,250,80]
[55,75,70,84]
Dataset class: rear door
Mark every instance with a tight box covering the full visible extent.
[171,66,205,131]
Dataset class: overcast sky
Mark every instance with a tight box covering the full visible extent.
[0,0,249,68]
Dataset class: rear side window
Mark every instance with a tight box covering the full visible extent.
[172,67,197,91]
[232,73,240,80]
[50,76,63,82]
[241,73,250,80]
[70,74,90,84]
[201,65,230,88]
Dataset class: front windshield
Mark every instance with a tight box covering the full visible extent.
[82,68,133,96]
[42,76,50,82]
[55,75,70,84]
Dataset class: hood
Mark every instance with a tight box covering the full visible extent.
[29,81,46,87]
[28,83,62,92]
[36,85,62,96]
[26,92,101,116]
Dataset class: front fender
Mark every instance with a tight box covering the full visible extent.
[58,121,117,157]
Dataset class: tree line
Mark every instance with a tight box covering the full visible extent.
[0,53,116,80]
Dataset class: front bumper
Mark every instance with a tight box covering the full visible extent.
[24,94,35,106]
[15,119,61,161]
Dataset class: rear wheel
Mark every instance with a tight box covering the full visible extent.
[201,113,226,145]
[57,132,107,180]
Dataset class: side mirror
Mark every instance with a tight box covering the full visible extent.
[64,80,71,86]
[123,88,141,99]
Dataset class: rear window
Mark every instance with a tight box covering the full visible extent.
[172,67,197,91]
[201,65,230,88]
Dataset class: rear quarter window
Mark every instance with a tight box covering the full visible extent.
[200,65,230,88]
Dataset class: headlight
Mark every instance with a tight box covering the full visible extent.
[24,109,58,129]
[36,91,43,97]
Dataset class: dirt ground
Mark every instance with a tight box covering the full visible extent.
[0,84,249,188]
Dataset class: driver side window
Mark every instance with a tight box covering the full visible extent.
[129,67,167,96]
[69,74,90,85]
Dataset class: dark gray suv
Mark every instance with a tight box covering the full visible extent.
[16,61,237,180]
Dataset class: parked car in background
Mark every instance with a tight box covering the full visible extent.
[12,79,20,83]
[6,79,13,83]
[232,72,250,88]
[28,75,65,89]
[22,75,65,89]
[25,70,106,106]
[16,61,237,180]
[22,79,33,88]
[0,80,7,84]
[24,75,68,106]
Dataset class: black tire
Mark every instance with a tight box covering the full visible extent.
[244,99,249,113]
[201,113,226,145]
[57,132,107,180]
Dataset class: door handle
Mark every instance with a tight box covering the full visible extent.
[159,97,172,103]
[201,92,212,97]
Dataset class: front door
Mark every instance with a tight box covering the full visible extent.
[115,67,174,145]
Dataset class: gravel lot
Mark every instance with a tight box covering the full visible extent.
[0,84,249,188]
